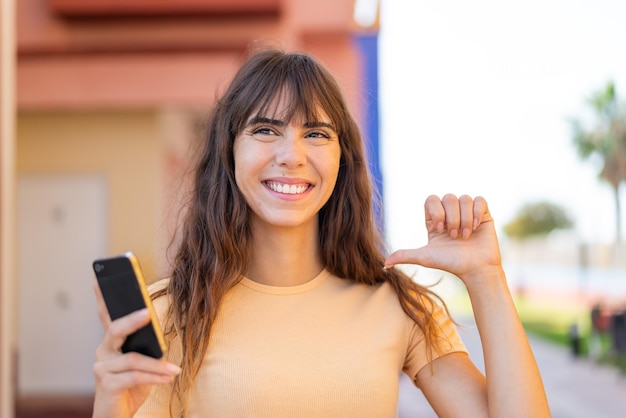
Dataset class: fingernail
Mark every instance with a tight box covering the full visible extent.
[462,228,470,239]
[473,217,479,230]
[136,308,149,318]
[449,229,458,238]
[166,363,182,374]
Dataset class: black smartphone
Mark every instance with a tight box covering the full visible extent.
[92,252,166,359]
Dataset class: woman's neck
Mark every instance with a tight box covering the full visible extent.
[246,221,324,287]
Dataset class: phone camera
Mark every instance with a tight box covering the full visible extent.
[94,263,104,273]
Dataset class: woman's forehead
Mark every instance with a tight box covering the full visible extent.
[249,93,332,124]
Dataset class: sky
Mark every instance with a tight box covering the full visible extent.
[378,0,626,250]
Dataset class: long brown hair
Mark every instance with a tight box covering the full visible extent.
[156,47,446,415]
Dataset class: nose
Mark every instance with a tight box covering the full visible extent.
[275,131,306,168]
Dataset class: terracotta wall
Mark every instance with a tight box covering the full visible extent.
[16,0,365,118]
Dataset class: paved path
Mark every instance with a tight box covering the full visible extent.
[397,316,626,417]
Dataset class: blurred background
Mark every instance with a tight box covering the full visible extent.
[1,0,625,417]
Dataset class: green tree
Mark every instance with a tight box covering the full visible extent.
[570,81,626,243]
[504,201,574,240]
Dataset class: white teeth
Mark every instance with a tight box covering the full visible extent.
[266,181,308,195]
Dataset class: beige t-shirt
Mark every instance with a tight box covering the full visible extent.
[136,269,467,418]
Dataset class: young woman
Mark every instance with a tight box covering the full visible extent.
[92,48,550,417]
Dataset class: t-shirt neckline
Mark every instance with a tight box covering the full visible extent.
[239,268,330,295]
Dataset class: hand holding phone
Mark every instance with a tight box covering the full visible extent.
[92,252,166,358]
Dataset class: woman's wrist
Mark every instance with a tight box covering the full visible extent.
[461,264,509,301]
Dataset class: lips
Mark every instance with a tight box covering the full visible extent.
[264,180,312,195]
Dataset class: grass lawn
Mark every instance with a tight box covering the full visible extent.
[448,290,622,370]
[449,289,590,344]
[514,296,590,347]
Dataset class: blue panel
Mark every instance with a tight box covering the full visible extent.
[355,32,383,232]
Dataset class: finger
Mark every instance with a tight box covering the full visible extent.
[384,247,432,269]
[441,194,461,238]
[424,195,445,233]
[473,196,491,229]
[93,276,112,330]
[458,194,474,239]
[97,309,151,360]
[95,352,181,378]
[95,366,176,392]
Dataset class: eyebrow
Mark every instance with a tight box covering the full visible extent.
[246,116,284,127]
[246,116,336,132]
[303,121,336,131]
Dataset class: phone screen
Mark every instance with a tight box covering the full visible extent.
[93,253,165,358]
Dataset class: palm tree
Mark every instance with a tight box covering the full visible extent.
[571,81,626,244]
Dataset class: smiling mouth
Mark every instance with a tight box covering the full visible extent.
[264,181,312,195]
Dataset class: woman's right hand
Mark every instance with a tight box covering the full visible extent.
[92,278,181,418]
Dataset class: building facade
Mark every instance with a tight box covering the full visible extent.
[1,0,379,416]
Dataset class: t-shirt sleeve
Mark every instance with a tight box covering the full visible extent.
[402,298,468,383]
[134,279,181,418]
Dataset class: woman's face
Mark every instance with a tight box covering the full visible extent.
[233,99,341,232]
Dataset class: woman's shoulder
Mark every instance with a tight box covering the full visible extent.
[148,277,170,294]
[148,278,171,321]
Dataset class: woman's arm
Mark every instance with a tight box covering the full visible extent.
[385,194,550,417]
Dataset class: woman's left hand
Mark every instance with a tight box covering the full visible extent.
[389,194,551,418]
[384,194,502,285]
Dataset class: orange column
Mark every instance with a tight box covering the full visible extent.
[0,0,16,416]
